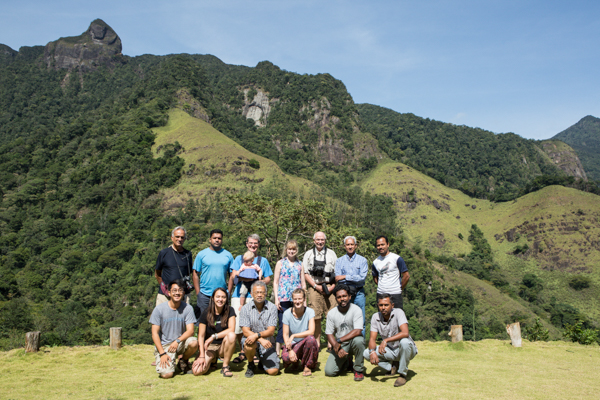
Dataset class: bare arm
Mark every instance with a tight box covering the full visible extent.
[401,271,410,291]
[155,269,163,284]
[273,260,282,308]
[193,270,200,295]
[228,270,239,295]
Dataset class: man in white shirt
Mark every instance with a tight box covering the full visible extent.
[372,235,410,309]
[303,231,337,347]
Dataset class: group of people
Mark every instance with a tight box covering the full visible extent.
[149,227,417,386]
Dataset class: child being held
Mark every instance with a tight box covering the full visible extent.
[238,251,263,309]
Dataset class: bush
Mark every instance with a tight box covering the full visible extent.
[569,276,591,291]
[524,318,549,342]
[248,158,260,169]
[563,320,599,345]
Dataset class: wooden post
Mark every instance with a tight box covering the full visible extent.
[25,331,41,353]
[506,322,522,347]
[448,325,463,343]
[110,327,122,350]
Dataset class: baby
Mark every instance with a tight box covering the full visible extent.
[238,250,263,309]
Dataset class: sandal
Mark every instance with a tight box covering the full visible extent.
[232,353,246,363]
[221,365,233,377]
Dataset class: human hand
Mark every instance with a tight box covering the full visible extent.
[168,341,179,353]
[192,356,206,373]
[159,353,172,369]
[337,347,348,358]
[259,338,272,349]
[276,299,282,311]
[204,336,214,348]
[379,340,387,354]
[284,337,294,349]
[315,285,324,294]
[369,351,379,365]
[289,350,298,363]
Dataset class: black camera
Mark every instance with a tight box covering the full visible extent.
[182,275,193,294]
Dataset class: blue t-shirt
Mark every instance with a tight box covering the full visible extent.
[193,248,234,296]
[282,307,315,343]
[230,255,273,298]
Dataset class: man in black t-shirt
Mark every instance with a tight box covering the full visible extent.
[155,226,194,306]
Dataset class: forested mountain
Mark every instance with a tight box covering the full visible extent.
[552,115,600,181]
[0,20,598,350]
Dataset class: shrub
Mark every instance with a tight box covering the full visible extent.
[248,159,260,169]
[563,320,599,345]
[569,276,591,291]
[525,318,549,342]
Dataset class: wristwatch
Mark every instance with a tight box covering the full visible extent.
[176,338,181,344]
[257,332,262,339]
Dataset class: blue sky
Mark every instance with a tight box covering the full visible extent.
[2,0,599,140]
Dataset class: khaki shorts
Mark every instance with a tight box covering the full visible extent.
[156,293,190,306]
[154,336,197,375]
[307,286,337,319]
[230,297,243,334]
[206,343,221,354]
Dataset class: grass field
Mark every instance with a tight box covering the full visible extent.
[2,341,598,399]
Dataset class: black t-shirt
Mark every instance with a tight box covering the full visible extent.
[198,307,237,344]
[155,246,193,294]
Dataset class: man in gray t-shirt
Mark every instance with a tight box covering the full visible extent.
[364,293,417,387]
[325,284,365,381]
[149,280,198,378]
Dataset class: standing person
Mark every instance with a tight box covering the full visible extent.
[282,288,319,376]
[192,287,237,378]
[154,227,194,306]
[149,279,198,379]
[229,234,273,363]
[239,281,280,377]
[303,231,337,348]
[273,240,306,356]
[193,229,233,317]
[364,293,418,387]
[335,236,369,334]
[372,235,410,310]
[325,284,365,381]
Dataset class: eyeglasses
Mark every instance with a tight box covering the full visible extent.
[171,289,185,294]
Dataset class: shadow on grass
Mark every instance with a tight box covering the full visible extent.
[369,368,417,383]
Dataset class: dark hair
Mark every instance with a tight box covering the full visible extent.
[168,279,185,291]
[375,235,389,244]
[376,293,393,303]
[210,229,224,238]
[206,287,230,329]
[291,288,306,300]
[334,284,350,296]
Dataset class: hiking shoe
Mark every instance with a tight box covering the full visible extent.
[245,362,256,378]
[385,362,398,376]
[394,374,407,387]
[354,370,365,381]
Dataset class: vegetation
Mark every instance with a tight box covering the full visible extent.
[552,115,600,180]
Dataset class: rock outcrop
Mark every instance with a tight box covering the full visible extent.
[242,88,274,127]
[44,19,122,71]
[539,140,587,180]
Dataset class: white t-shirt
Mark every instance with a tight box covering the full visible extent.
[371,252,408,294]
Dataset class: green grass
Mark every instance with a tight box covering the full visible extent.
[2,341,598,399]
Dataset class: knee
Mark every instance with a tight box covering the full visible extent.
[159,372,174,379]
[243,342,256,352]
[224,332,236,344]
[266,368,279,376]
[325,369,337,377]
[188,339,198,350]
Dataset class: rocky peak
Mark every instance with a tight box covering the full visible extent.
[539,140,587,180]
[44,19,122,70]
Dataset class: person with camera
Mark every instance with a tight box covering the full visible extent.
[303,231,337,347]
[193,229,234,316]
[154,226,194,306]
[335,236,369,335]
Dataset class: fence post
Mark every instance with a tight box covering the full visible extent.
[25,331,41,353]
[506,322,522,347]
[448,325,463,343]
[110,327,122,350]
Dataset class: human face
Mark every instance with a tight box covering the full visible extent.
[209,233,223,250]
[313,232,326,251]
[171,229,186,250]
[246,238,259,254]
[377,297,393,318]
[213,289,228,310]
[344,238,357,257]
[335,289,350,308]
[286,246,298,260]
[169,284,184,302]
[376,237,389,256]
[251,284,267,304]
[292,292,305,309]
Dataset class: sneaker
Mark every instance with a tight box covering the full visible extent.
[354,370,365,381]
[245,362,256,378]
[394,374,407,387]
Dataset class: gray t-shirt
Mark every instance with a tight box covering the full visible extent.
[149,301,197,346]
[370,308,416,351]
[325,303,363,340]
[282,307,315,343]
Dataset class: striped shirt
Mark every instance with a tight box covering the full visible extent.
[335,253,369,288]
[239,300,278,334]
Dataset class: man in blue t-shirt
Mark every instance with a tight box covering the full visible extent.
[193,229,234,316]
[228,233,273,363]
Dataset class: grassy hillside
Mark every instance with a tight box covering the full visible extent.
[2,342,598,399]
[152,109,319,210]
[361,161,600,322]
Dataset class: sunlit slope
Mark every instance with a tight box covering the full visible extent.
[361,162,600,320]
[152,109,318,208]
